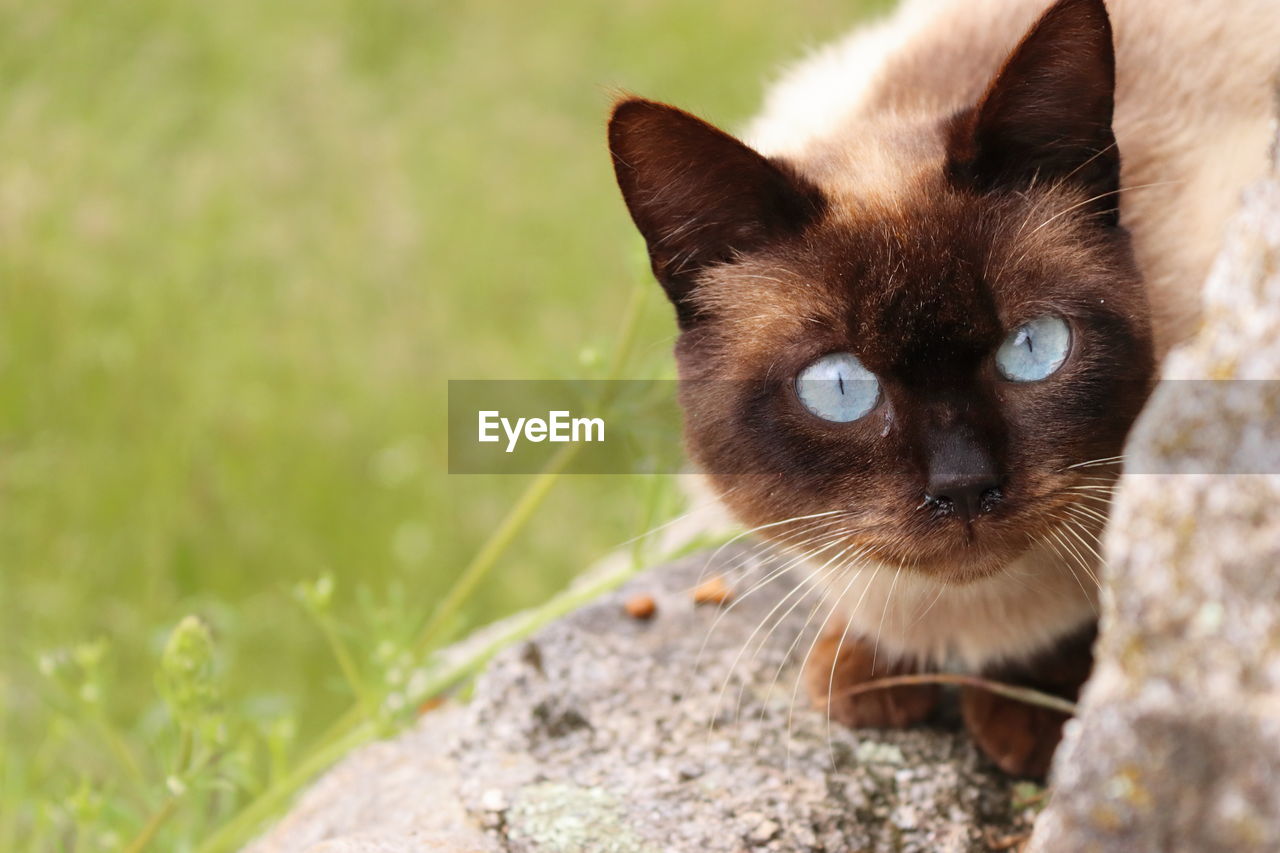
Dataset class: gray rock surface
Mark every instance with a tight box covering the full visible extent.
[248,548,1031,853]
[1029,134,1280,850]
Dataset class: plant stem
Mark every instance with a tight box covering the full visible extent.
[412,442,581,656]
[174,728,193,777]
[834,673,1078,716]
[194,723,372,853]
[123,794,179,853]
[124,748,223,853]
[91,709,148,792]
[315,614,375,719]
[413,276,649,656]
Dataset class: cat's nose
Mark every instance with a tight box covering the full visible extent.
[924,432,1002,522]
[925,474,1003,523]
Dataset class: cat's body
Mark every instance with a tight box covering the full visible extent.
[608,0,1280,776]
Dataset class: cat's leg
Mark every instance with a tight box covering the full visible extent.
[960,622,1096,779]
[805,632,938,728]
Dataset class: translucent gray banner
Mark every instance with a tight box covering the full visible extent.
[447,380,1280,475]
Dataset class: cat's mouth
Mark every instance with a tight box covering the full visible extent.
[880,524,1033,582]
[848,488,1107,585]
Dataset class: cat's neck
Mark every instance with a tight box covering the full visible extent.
[818,540,1098,670]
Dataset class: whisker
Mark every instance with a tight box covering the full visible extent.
[1064,501,1111,528]
[690,508,848,594]
[784,549,877,779]
[753,546,868,739]
[1066,455,1126,471]
[694,524,851,680]
[707,534,854,731]
[706,515,848,591]
[612,485,739,553]
[732,542,862,726]
[870,562,904,674]
[1024,181,1181,241]
[909,578,947,629]
[1059,511,1108,571]
[994,178,1179,284]
[823,550,889,770]
[1047,523,1100,588]
[1040,527,1097,617]
[1064,490,1120,511]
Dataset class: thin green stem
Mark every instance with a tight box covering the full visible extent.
[413,276,649,656]
[413,442,580,656]
[123,748,223,853]
[201,276,653,851]
[603,275,647,380]
[173,728,193,778]
[195,724,372,853]
[316,615,375,719]
[90,710,148,793]
[123,794,179,853]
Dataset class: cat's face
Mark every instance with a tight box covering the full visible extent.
[609,0,1155,582]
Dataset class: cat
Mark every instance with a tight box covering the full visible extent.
[607,0,1280,778]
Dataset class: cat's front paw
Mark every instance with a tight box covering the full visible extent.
[960,622,1096,779]
[804,633,937,728]
[959,687,1067,779]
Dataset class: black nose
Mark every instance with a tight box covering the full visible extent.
[924,432,1002,523]
[925,475,1003,522]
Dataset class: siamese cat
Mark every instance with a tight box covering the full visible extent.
[608,0,1280,777]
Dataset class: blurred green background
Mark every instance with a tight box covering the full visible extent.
[0,0,888,847]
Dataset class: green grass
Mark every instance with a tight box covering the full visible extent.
[0,0,890,848]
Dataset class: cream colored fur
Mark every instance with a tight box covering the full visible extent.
[736,0,1280,668]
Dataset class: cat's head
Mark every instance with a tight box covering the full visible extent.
[607,0,1155,582]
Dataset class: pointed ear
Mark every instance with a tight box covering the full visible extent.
[608,98,825,327]
[947,0,1119,224]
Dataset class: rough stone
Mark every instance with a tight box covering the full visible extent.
[1029,128,1280,851]
[248,548,1027,853]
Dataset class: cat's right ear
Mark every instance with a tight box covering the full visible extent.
[608,98,824,327]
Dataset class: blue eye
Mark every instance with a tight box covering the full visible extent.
[796,353,880,422]
[996,315,1071,382]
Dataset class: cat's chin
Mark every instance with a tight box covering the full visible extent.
[881,529,1035,586]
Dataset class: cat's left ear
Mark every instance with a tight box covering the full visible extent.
[609,98,825,328]
[947,0,1119,223]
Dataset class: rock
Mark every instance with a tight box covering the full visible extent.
[248,547,1027,853]
[243,703,495,853]
[1028,127,1280,849]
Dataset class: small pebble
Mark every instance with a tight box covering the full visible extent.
[748,818,781,844]
[479,788,507,812]
[677,763,704,781]
[624,594,657,620]
[692,575,733,606]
